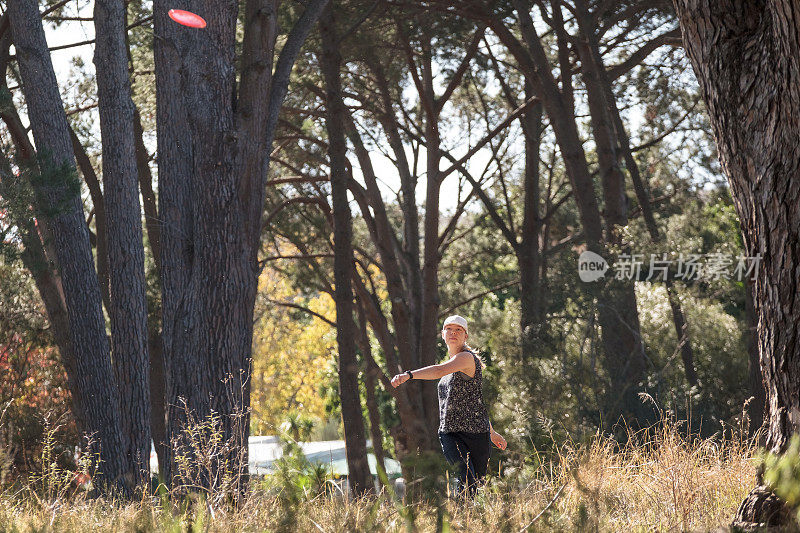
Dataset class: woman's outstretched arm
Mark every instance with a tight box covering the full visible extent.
[390,351,474,387]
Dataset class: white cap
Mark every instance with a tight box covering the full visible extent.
[442,315,468,333]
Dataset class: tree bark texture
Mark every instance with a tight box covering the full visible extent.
[674,0,800,455]
[0,38,88,433]
[674,0,800,525]
[94,0,152,489]
[319,1,373,496]
[154,0,327,491]
[68,126,111,312]
[154,0,252,491]
[8,0,125,488]
[153,0,199,486]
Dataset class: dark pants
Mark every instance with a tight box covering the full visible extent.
[439,431,490,498]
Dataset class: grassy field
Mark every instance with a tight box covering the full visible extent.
[0,422,757,532]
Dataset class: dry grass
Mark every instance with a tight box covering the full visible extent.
[0,420,757,532]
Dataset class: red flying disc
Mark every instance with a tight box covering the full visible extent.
[168,9,207,28]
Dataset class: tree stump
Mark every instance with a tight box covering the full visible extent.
[731,486,793,531]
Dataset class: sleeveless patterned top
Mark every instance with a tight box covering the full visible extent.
[437,352,490,433]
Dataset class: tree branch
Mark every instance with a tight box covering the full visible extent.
[264,297,336,327]
[262,0,329,158]
[439,280,519,318]
[435,24,486,113]
[608,28,682,80]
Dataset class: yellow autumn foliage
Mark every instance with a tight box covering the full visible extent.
[250,267,336,435]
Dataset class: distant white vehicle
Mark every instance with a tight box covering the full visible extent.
[150,436,403,482]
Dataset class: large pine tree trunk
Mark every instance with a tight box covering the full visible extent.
[153,0,254,494]
[153,0,205,486]
[674,0,800,525]
[319,1,373,497]
[154,0,327,493]
[8,0,126,489]
[94,0,152,489]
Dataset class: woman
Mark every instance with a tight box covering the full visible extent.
[391,315,507,498]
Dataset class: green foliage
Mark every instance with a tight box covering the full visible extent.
[279,412,315,442]
[0,158,35,263]
[636,284,749,433]
[264,425,335,532]
[763,436,800,515]
[24,416,94,502]
[170,407,249,508]
[11,152,82,220]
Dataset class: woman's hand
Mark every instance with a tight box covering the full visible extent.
[391,372,411,388]
[490,429,507,450]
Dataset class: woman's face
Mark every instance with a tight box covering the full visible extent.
[442,324,467,347]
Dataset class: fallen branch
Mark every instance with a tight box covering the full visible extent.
[518,482,567,532]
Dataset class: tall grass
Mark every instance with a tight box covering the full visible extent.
[0,417,757,532]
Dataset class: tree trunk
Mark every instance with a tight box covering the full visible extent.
[68,127,111,312]
[154,0,327,494]
[8,0,126,489]
[319,1,372,497]
[355,303,388,489]
[575,0,699,388]
[365,370,387,489]
[153,0,253,494]
[94,0,152,489]
[494,2,649,426]
[418,31,449,441]
[674,0,800,525]
[518,97,546,360]
[664,283,698,387]
[152,0,200,487]
[123,15,168,477]
[0,45,87,433]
